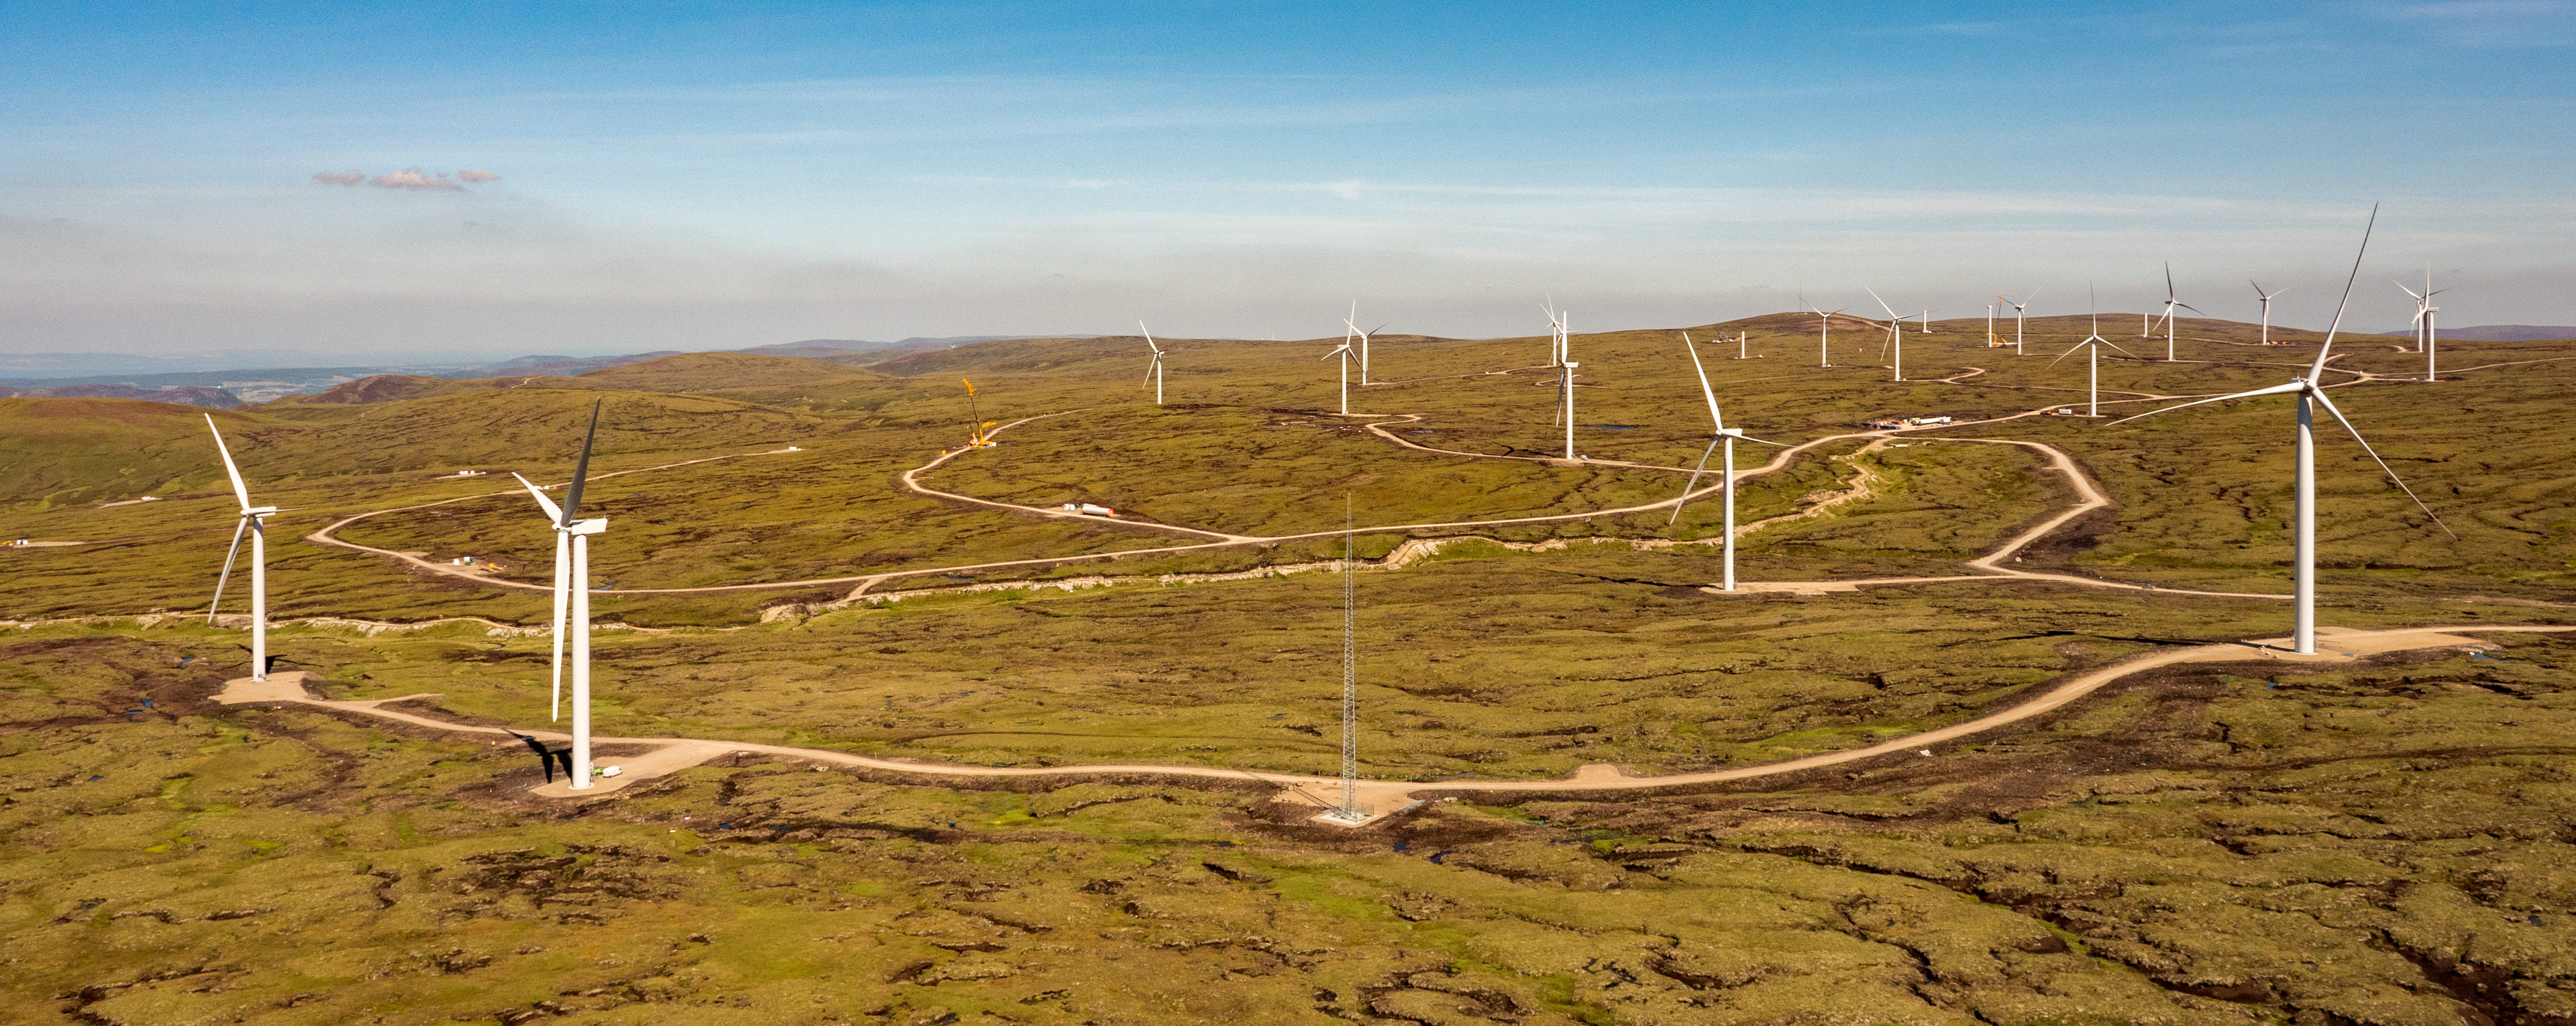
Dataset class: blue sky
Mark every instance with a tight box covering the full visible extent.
[3,1,2572,364]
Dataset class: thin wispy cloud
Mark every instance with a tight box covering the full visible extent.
[309,167,502,190]
[2381,0,2576,45]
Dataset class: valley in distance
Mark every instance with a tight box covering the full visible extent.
[4,310,2574,1025]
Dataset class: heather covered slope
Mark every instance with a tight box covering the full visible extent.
[6,314,2569,623]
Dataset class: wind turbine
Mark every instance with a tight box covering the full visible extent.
[1987,302,1997,347]
[1323,335,1355,414]
[2250,281,2287,346]
[1344,304,1386,386]
[2048,287,2137,417]
[1139,321,1166,405]
[512,399,610,787]
[1918,310,1933,334]
[2397,270,2445,381]
[1866,288,1907,381]
[2154,263,2200,361]
[1737,330,1750,360]
[203,415,278,682]
[2001,290,2037,354]
[1542,304,1577,457]
[1670,334,1785,592]
[1809,303,1848,367]
[2113,205,2453,656]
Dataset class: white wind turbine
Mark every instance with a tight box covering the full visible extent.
[2154,263,2201,361]
[1866,288,1908,381]
[1987,302,1997,347]
[2250,280,2288,346]
[1139,321,1166,405]
[1670,333,1785,592]
[1323,334,1355,414]
[1542,303,1578,457]
[2001,290,2037,355]
[2113,205,2453,655]
[2048,287,2137,417]
[512,399,610,787]
[2396,270,2445,382]
[1344,304,1386,386]
[203,415,279,682]
[1808,302,1849,367]
[1918,309,1933,333]
[1736,330,1750,360]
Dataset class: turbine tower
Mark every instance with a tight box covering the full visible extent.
[2250,281,2287,346]
[1670,333,1784,592]
[1139,322,1166,405]
[2001,290,2037,355]
[2114,205,2453,655]
[1987,302,1997,348]
[1808,303,1848,367]
[2049,287,2135,417]
[2154,263,2201,361]
[1344,304,1385,386]
[2397,270,2445,382]
[1322,336,1355,414]
[203,415,278,682]
[513,399,610,787]
[1866,288,1907,381]
[1543,304,1577,458]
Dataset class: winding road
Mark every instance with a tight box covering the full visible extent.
[218,623,2570,820]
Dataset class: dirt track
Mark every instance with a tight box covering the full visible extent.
[215,624,2575,820]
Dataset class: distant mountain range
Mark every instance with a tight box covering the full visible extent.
[0,334,1096,405]
[0,382,248,410]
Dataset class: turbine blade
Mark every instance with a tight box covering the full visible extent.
[2046,341,2089,368]
[2106,381,2306,425]
[1739,436,1792,446]
[1682,333,1723,431]
[204,414,253,511]
[1669,437,1722,525]
[2165,262,2175,299]
[1140,320,1162,353]
[1865,287,1898,320]
[561,398,602,523]
[2309,389,2457,538]
[510,472,564,526]
[2308,203,2380,381]
[2176,302,2201,314]
[2099,338,2140,358]
[206,516,248,623]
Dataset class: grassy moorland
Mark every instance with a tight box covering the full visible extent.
[2,315,2573,1023]
[3,621,2572,1024]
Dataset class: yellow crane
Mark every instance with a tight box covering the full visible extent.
[962,379,998,449]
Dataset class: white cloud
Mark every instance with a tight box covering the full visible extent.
[456,168,500,183]
[369,167,463,191]
[312,171,364,186]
